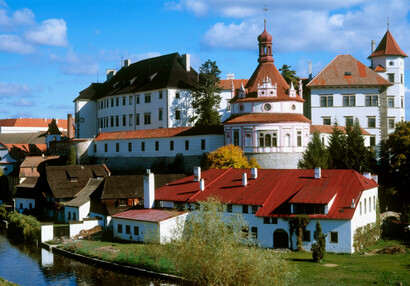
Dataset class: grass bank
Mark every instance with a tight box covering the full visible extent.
[286,240,409,285]
[0,277,19,286]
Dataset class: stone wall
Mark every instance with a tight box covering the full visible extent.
[247,152,303,169]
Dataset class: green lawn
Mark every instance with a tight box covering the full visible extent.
[286,240,410,286]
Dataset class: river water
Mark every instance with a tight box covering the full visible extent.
[0,230,180,286]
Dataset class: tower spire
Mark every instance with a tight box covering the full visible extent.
[387,16,389,31]
[263,4,268,30]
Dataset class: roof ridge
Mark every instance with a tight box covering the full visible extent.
[307,55,340,87]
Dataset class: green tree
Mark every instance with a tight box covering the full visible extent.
[311,220,326,262]
[67,146,77,166]
[298,132,329,169]
[327,121,347,169]
[205,144,260,169]
[279,64,300,90]
[190,60,222,126]
[289,215,310,251]
[166,197,296,285]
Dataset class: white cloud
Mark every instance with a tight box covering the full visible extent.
[164,1,182,11]
[184,0,208,16]
[13,98,35,106]
[0,7,35,31]
[24,18,68,47]
[0,34,33,54]
[0,82,32,97]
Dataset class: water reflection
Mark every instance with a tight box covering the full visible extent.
[0,230,181,286]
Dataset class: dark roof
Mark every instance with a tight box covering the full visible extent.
[66,178,104,207]
[46,165,110,199]
[15,177,40,198]
[0,132,45,145]
[368,30,407,58]
[101,174,186,200]
[95,126,224,141]
[19,156,62,177]
[307,55,392,87]
[75,53,198,102]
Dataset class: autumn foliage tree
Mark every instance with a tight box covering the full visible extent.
[205,145,260,169]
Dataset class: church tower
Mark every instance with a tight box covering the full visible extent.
[368,30,407,139]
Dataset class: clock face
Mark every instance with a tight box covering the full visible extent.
[264,103,271,111]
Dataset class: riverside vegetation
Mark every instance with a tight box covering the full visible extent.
[0,205,40,243]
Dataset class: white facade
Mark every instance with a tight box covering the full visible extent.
[75,100,97,139]
[64,201,90,223]
[112,213,188,244]
[0,143,15,175]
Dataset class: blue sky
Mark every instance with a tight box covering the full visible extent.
[1,0,410,120]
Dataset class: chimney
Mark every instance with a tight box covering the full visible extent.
[251,168,258,179]
[371,40,375,53]
[371,174,378,183]
[242,173,247,186]
[226,73,235,80]
[67,114,74,139]
[351,199,356,209]
[200,178,205,191]
[124,59,131,68]
[182,54,190,72]
[314,167,321,179]
[143,169,155,209]
[363,172,371,179]
[193,166,201,182]
[308,61,312,81]
[106,69,116,81]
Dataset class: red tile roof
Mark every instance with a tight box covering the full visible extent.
[310,125,370,135]
[374,65,387,72]
[112,209,186,223]
[224,113,310,124]
[219,79,249,90]
[95,126,224,141]
[368,30,407,58]
[4,143,47,153]
[307,55,392,87]
[0,118,68,130]
[155,169,378,220]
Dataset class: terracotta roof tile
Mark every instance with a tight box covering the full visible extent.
[310,125,370,135]
[307,55,392,87]
[219,79,249,90]
[374,65,387,72]
[368,30,407,58]
[0,118,68,130]
[224,113,310,124]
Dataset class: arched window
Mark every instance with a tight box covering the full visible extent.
[285,134,291,147]
[245,134,251,147]
[272,133,277,147]
[265,134,271,147]
[259,133,264,147]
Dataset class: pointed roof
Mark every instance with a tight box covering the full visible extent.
[307,55,392,87]
[368,30,407,58]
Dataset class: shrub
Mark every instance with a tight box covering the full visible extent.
[312,220,326,262]
[353,202,381,253]
[165,197,296,285]
[7,212,40,243]
[289,214,310,251]
[0,205,9,221]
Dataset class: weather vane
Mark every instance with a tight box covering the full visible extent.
[263,4,268,23]
[387,16,390,31]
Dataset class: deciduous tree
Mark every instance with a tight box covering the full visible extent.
[205,144,260,169]
[190,60,222,126]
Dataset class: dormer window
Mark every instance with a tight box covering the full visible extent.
[344,72,352,76]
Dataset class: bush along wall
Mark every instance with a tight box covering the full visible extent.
[7,211,41,244]
[353,202,381,253]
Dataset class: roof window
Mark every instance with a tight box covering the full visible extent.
[344,72,352,76]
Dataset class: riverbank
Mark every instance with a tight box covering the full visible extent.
[0,277,19,286]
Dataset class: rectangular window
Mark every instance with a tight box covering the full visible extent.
[251,227,258,240]
[128,142,132,152]
[233,130,240,146]
[330,232,338,243]
[272,133,277,147]
[134,226,139,235]
[115,115,119,127]
[94,144,97,153]
[343,95,356,106]
[136,95,140,104]
[175,109,181,120]
[242,205,248,214]
[368,117,376,128]
[144,113,151,125]
[271,217,278,224]
[401,74,404,84]
[116,97,119,106]
[141,142,145,151]
[129,96,133,105]
[119,199,126,206]
[201,139,206,150]
[111,98,114,107]
[263,217,270,224]
[104,144,108,152]
[365,95,378,106]
[227,204,232,213]
[303,230,311,242]
[323,118,331,125]
[116,143,119,152]
[388,118,395,129]
[259,133,264,147]
[252,205,258,214]
[320,95,333,107]
[122,96,126,106]
[370,136,376,147]
[360,202,362,215]
[175,92,180,99]
[170,140,174,151]
[159,108,163,121]
[68,212,71,220]
[388,73,394,83]
[118,224,122,234]
[388,97,394,108]
[185,140,189,150]
[159,91,163,99]
[145,94,151,103]
[122,115,126,126]
[401,97,404,108]
[155,141,159,151]
[373,196,376,211]
[297,131,302,147]
[126,225,130,234]
[136,114,140,126]
[345,117,354,127]
[129,114,133,126]
[73,212,76,220]
[110,116,114,127]
[364,198,367,214]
